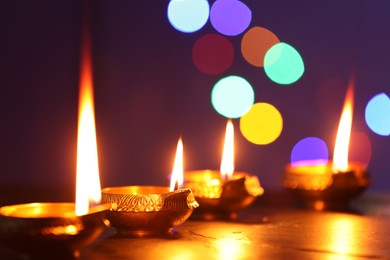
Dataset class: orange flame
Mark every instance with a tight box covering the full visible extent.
[220,120,234,180]
[75,29,101,216]
[170,138,184,191]
[332,80,354,173]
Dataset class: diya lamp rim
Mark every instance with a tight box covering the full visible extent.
[0,202,111,219]
[101,186,198,213]
[101,185,193,195]
[184,169,258,180]
[285,161,369,174]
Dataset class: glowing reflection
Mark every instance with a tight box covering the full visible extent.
[167,0,210,33]
[215,238,246,260]
[241,26,280,67]
[210,0,252,36]
[192,33,234,75]
[328,218,357,256]
[291,137,329,167]
[42,224,81,236]
[239,103,283,145]
[349,132,371,167]
[211,75,255,118]
[264,42,304,85]
[365,92,390,136]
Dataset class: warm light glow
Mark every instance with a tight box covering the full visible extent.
[332,82,354,172]
[75,30,102,216]
[170,138,184,191]
[216,238,243,260]
[329,218,356,255]
[220,120,234,180]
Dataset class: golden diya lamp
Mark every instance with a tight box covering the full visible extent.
[184,120,264,220]
[101,138,199,237]
[0,30,110,258]
[283,80,370,211]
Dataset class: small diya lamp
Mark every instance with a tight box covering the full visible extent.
[101,138,199,237]
[283,81,370,211]
[184,120,264,220]
[0,32,110,259]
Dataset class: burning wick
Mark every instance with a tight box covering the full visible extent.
[174,180,179,191]
[75,15,102,216]
[170,138,184,192]
[220,120,235,181]
[332,76,354,173]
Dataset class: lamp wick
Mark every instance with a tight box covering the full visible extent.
[174,180,179,191]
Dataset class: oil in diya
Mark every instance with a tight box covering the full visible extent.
[101,138,199,237]
[184,120,264,220]
[0,29,110,259]
[283,80,370,211]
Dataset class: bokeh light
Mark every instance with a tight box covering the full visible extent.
[211,76,254,118]
[349,132,372,167]
[365,92,390,136]
[210,0,252,36]
[264,42,305,85]
[241,26,280,67]
[239,103,283,145]
[316,77,347,118]
[167,0,210,33]
[290,137,329,167]
[192,34,234,75]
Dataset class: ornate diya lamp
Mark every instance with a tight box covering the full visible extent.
[184,120,264,220]
[283,162,370,211]
[102,139,199,237]
[0,203,110,258]
[101,186,198,236]
[283,81,371,211]
[185,170,263,220]
[0,31,111,258]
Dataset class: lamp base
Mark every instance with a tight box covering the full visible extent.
[283,163,370,211]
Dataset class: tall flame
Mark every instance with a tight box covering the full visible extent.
[220,120,234,180]
[332,80,354,172]
[170,138,184,191]
[75,27,102,216]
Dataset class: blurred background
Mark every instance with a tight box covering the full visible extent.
[0,0,389,202]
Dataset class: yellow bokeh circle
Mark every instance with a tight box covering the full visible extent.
[239,103,283,145]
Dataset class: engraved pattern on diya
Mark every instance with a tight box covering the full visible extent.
[0,202,110,258]
[283,162,371,211]
[184,170,264,220]
[101,186,199,237]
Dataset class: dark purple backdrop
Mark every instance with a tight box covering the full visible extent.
[1,1,389,200]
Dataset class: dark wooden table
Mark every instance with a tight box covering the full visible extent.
[1,189,390,259]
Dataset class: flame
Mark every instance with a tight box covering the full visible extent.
[332,81,354,172]
[220,120,234,180]
[170,138,184,191]
[75,29,101,216]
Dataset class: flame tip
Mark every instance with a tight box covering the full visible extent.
[332,79,355,172]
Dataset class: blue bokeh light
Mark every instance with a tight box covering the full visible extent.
[211,75,255,118]
[167,0,210,33]
[365,92,390,136]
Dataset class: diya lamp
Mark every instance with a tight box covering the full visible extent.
[283,80,370,211]
[101,138,199,237]
[184,120,264,220]
[0,30,110,258]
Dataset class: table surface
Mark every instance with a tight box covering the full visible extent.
[1,190,390,259]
